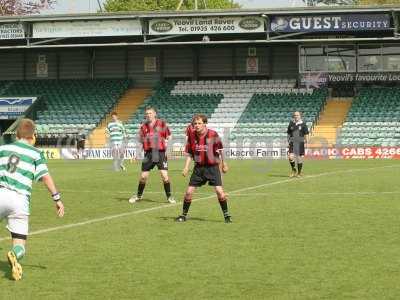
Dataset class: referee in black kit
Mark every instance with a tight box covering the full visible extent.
[287,111,309,178]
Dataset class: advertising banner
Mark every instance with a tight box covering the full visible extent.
[36,146,400,160]
[226,147,286,159]
[306,147,400,159]
[61,148,137,160]
[269,14,390,33]
[0,97,37,119]
[144,57,157,72]
[300,72,400,88]
[0,23,25,39]
[33,20,142,38]
[40,148,61,160]
[246,57,259,74]
[149,16,264,35]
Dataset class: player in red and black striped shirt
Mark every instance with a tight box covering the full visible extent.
[185,123,194,139]
[129,106,175,204]
[176,114,231,223]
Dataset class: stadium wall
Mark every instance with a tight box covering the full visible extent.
[127,48,162,86]
[0,45,298,85]
[59,50,91,79]
[271,45,298,79]
[0,51,24,80]
[164,47,194,78]
[25,50,57,79]
[95,49,126,78]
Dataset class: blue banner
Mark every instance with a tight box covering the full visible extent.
[269,14,391,33]
[0,98,35,106]
[300,72,400,88]
[0,97,37,119]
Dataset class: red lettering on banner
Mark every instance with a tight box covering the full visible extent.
[307,147,400,159]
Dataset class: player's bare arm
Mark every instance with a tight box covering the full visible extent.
[182,155,192,177]
[41,174,65,217]
[304,133,309,144]
[218,149,228,173]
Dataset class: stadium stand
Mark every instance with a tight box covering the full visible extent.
[174,79,301,129]
[230,88,327,142]
[124,80,325,147]
[0,79,131,145]
[310,98,352,146]
[125,81,224,142]
[338,87,400,146]
[89,88,151,147]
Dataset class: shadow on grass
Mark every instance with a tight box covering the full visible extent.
[115,197,129,202]
[267,174,291,178]
[0,260,11,280]
[139,198,162,204]
[158,216,223,223]
[0,259,47,280]
[115,197,160,203]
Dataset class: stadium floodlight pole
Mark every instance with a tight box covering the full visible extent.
[392,11,399,38]
[261,13,269,40]
[97,0,103,12]
[176,0,206,10]
[176,0,184,10]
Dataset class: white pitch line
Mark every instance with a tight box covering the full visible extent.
[229,191,400,196]
[36,188,212,196]
[228,163,398,195]
[0,164,398,242]
[39,164,399,196]
[36,189,400,197]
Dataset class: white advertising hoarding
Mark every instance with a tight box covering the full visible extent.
[33,20,142,38]
[149,16,264,35]
[0,23,25,40]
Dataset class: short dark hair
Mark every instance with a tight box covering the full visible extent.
[16,118,35,139]
[192,114,208,124]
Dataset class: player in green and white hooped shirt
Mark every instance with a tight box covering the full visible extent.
[0,119,65,281]
[106,112,127,171]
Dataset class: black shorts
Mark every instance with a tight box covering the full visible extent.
[141,151,168,172]
[289,142,305,156]
[189,164,222,187]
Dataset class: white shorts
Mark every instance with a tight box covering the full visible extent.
[0,188,30,236]
[110,143,124,158]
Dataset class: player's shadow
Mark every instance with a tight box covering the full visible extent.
[267,174,291,178]
[115,197,158,203]
[0,261,11,279]
[159,216,223,223]
[115,197,130,202]
[0,260,47,280]
[139,198,161,203]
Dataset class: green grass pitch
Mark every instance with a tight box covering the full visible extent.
[0,159,400,299]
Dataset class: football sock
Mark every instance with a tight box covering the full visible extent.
[297,163,303,174]
[163,182,171,198]
[119,158,125,167]
[137,182,146,197]
[218,199,230,217]
[182,201,191,216]
[113,159,119,171]
[12,244,25,261]
[289,160,296,171]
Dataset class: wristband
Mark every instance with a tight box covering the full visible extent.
[52,192,61,201]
